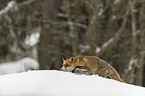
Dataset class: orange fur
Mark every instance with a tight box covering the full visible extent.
[61,56,125,83]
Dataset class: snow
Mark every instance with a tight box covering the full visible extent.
[0,1,17,17]
[25,32,40,46]
[79,44,90,53]
[0,70,145,96]
[95,47,101,54]
[128,57,137,71]
[98,8,103,16]
[102,37,114,48]
[112,15,117,20]
[114,0,120,4]
[0,57,39,75]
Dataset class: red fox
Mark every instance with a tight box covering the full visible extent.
[61,56,125,83]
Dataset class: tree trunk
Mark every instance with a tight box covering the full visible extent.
[39,0,61,70]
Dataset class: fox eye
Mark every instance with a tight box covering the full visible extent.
[70,57,74,62]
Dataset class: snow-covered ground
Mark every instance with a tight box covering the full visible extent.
[0,70,145,96]
[0,57,39,75]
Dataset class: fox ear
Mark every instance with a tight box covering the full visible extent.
[62,57,65,63]
[70,57,74,62]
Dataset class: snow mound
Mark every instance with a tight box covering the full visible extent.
[0,57,39,75]
[0,70,145,96]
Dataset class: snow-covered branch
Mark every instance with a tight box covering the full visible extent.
[128,57,138,71]
[57,13,74,18]
[19,0,37,6]
[68,21,87,29]
[0,0,37,18]
[0,1,17,17]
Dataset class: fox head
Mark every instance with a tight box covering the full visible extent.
[61,57,75,71]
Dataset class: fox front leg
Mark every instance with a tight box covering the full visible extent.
[72,65,84,73]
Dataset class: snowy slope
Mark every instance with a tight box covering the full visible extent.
[0,70,145,96]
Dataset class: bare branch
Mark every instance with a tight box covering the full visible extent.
[97,6,129,56]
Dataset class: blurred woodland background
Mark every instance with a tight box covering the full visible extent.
[0,0,145,86]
